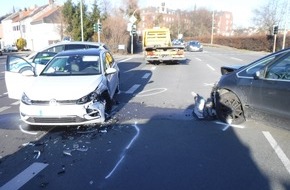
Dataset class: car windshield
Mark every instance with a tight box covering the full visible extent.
[41,55,101,76]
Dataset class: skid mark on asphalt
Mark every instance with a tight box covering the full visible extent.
[105,121,140,179]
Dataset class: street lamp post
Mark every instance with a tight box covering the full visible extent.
[211,10,215,45]
[129,9,138,55]
[80,0,84,42]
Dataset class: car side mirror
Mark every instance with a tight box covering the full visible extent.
[105,67,117,75]
[254,70,263,80]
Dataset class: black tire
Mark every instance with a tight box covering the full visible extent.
[102,91,113,114]
[215,92,245,124]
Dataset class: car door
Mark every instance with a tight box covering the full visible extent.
[257,52,290,119]
[5,55,37,100]
[102,51,118,97]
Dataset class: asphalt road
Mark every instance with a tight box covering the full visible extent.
[0,47,290,190]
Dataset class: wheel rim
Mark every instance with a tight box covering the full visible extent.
[220,98,243,122]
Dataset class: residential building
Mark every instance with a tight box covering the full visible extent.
[214,11,233,36]
[0,0,61,51]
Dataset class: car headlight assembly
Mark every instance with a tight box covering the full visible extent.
[77,91,99,104]
[21,93,32,105]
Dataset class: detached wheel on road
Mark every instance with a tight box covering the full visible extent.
[215,92,245,124]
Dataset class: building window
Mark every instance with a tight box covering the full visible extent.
[22,25,26,33]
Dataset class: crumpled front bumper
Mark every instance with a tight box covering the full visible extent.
[192,84,218,119]
[20,100,106,126]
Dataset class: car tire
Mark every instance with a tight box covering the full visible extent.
[102,91,113,114]
[215,92,245,124]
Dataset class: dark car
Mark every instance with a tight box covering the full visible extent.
[209,48,290,128]
[185,41,203,52]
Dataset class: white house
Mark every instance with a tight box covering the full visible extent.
[1,0,62,51]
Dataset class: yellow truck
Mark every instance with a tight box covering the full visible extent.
[142,27,185,64]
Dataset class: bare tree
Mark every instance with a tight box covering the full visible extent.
[252,0,288,34]
[101,8,128,52]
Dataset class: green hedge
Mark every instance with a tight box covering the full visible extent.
[193,35,290,52]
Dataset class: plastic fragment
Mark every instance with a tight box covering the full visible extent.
[22,142,35,146]
[77,147,88,152]
[34,150,41,159]
[63,150,73,156]
[99,129,107,133]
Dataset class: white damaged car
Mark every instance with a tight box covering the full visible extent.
[5,48,119,126]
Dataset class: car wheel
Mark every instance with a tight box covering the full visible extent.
[102,91,112,114]
[215,92,245,124]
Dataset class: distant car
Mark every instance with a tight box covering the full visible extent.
[0,49,2,56]
[172,39,185,47]
[185,41,203,52]
[5,48,119,126]
[3,45,18,52]
[207,47,290,128]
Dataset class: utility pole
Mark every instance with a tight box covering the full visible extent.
[80,0,84,42]
[211,10,215,45]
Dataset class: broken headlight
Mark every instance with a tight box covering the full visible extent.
[77,91,99,104]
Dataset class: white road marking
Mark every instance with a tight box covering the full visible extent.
[206,64,215,71]
[0,106,10,113]
[263,131,290,176]
[195,58,202,61]
[118,58,132,63]
[105,122,140,179]
[230,57,243,61]
[0,162,48,190]
[142,73,151,79]
[204,83,215,86]
[12,101,20,105]
[151,66,156,70]
[125,84,140,94]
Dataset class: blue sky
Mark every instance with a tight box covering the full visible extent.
[0,0,266,27]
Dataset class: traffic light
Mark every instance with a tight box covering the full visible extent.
[93,23,97,32]
[131,24,136,35]
[273,25,278,35]
[98,23,102,32]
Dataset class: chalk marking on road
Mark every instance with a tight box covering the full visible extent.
[263,131,290,176]
[230,57,243,61]
[19,125,38,135]
[0,162,48,190]
[11,101,20,105]
[142,73,151,79]
[0,106,10,113]
[206,64,215,71]
[105,122,140,179]
[135,88,167,97]
[214,121,245,131]
[195,58,202,61]
[125,84,140,94]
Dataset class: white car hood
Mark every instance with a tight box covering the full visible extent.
[25,75,103,100]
